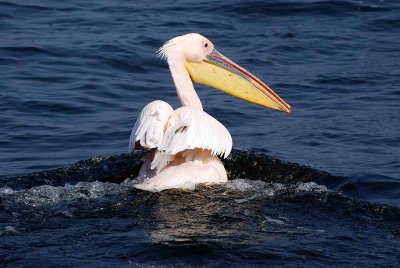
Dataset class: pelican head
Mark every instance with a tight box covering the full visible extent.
[159,33,291,113]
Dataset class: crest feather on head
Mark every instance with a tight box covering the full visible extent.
[157,33,202,60]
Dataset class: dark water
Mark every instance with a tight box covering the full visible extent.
[1,0,400,266]
[1,151,400,266]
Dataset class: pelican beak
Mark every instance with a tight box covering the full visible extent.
[185,49,291,113]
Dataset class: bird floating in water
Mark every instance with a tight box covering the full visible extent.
[129,33,291,191]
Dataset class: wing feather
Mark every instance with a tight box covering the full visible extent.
[129,100,173,152]
[152,107,232,172]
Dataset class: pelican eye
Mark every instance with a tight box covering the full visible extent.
[204,43,208,48]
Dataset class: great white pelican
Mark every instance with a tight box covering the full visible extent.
[129,33,291,191]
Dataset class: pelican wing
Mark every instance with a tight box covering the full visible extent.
[129,100,173,152]
[151,107,232,172]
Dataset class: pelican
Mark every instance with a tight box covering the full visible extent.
[129,33,291,191]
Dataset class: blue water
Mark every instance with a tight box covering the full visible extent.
[1,0,400,266]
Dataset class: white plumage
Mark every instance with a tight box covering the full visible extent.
[157,107,231,157]
[127,33,290,191]
[127,34,236,191]
[129,100,173,151]
[130,103,232,174]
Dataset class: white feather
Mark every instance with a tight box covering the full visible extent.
[151,107,232,172]
[130,104,232,173]
[129,100,173,152]
[130,33,237,190]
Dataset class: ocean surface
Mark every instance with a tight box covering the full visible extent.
[1,0,399,266]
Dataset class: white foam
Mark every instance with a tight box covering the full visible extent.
[133,180,197,192]
[0,186,14,195]
[295,182,328,193]
[0,180,137,207]
[224,179,286,195]
[0,179,329,208]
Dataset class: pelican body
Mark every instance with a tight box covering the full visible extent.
[129,33,291,191]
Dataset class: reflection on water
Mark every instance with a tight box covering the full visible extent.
[147,187,252,244]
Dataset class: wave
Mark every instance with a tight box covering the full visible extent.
[1,150,399,215]
[1,150,399,266]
